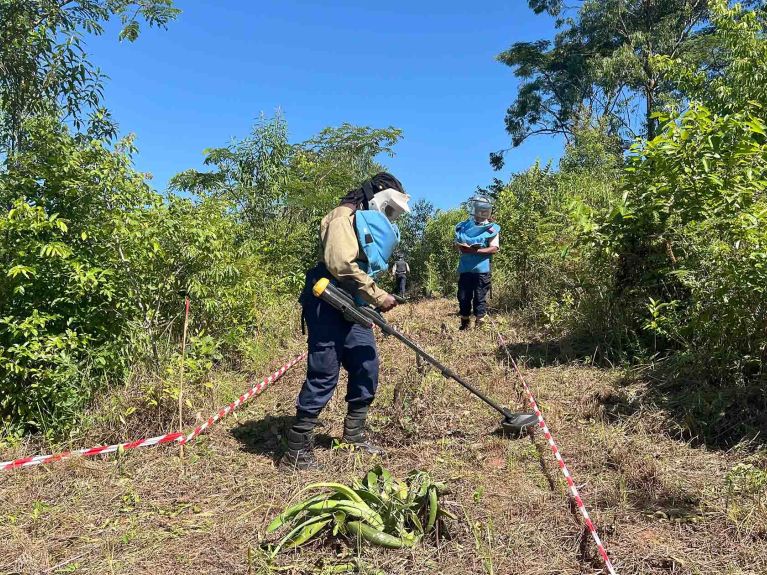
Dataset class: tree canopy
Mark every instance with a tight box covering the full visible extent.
[492,0,713,168]
[0,0,180,153]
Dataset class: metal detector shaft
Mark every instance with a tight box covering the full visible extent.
[312,279,516,420]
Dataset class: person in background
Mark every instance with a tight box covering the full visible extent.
[390,254,410,298]
[454,195,499,331]
[282,172,411,470]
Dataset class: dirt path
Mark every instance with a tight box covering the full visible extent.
[1,299,765,575]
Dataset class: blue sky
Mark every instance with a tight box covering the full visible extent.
[89,1,563,210]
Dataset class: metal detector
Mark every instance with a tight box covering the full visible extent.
[312,278,538,435]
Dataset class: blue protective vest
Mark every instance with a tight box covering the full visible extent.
[455,219,500,274]
[354,210,400,279]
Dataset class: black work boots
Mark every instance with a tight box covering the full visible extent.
[280,404,384,471]
[280,411,319,471]
[342,402,385,455]
[342,415,385,455]
[280,428,318,470]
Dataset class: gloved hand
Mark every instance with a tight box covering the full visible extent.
[379,294,399,312]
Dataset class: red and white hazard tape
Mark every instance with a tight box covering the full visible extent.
[1,353,307,472]
[497,333,618,575]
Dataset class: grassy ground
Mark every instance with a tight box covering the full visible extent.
[1,299,766,575]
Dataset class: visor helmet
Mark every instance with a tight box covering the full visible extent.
[363,172,411,221]
[469,195,493,221]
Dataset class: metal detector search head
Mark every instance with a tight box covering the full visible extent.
[500,411,539,436]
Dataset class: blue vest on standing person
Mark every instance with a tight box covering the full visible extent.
[354,210,400,280]
[455,219,500,274]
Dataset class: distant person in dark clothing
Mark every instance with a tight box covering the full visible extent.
[391,255,410,298]
[454,195,499,330]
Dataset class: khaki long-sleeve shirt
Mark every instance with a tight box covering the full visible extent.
[320,206,389,307]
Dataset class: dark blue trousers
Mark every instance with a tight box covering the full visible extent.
[296,269,379,416]
[458,272,491,318]
[396,275,407,297]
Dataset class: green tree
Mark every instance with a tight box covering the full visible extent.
[420,209,465,297]
[656,0,767,115]
[576,1,767,377]
[0,0,180,152]
[0,115,290,439]
[288,123,402,214]
[0,117,157,437]
[492,0,710,167]
[396,198,436,291]
[583,104,767,376]
[170,113,293,230]
[171,116,402,228]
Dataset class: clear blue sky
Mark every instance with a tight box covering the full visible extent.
[89,1,563,210]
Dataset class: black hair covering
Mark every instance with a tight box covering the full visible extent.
[339,172,405,209]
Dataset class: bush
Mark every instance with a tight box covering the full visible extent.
[582,104,767,379]
[483,124,621,333]
[0,120,154,438]
[0,119,288,440]
[420,209,465,297]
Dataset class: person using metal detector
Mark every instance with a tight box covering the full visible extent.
[455,195,499,330]
[281,172,411,471]
[312,279,539,435]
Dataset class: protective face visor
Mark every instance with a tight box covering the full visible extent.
[469,196,493,221]
[368,188,412,221]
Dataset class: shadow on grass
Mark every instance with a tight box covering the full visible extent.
[495,336,611,369]
[230,414,334,464]
[496,336,766,450]
[628,374,767,450]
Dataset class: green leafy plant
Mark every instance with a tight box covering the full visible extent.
[726,463,767,498]
[419,209,465,297]
[266,466,455,556]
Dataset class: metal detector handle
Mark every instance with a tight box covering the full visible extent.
[312,278,374,329]
[313,280,400,338]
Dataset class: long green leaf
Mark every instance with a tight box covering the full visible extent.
[286,517,331,548]
[271,514,332,557]
[345,521,413,549]
[267,493,328,533]
[425,486,438,532]
[303,482,365,504]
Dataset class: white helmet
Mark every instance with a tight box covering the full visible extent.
[369,188,412,221]
[469,195,493,221]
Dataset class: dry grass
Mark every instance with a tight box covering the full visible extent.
[1,299,766,575]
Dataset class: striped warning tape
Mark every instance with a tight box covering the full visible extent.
[1,353,307,471]
[496,332,618,575]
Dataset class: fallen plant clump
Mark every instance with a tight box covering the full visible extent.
[266,465,455,557]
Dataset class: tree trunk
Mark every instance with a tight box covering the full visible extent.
[645,79,657,141]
